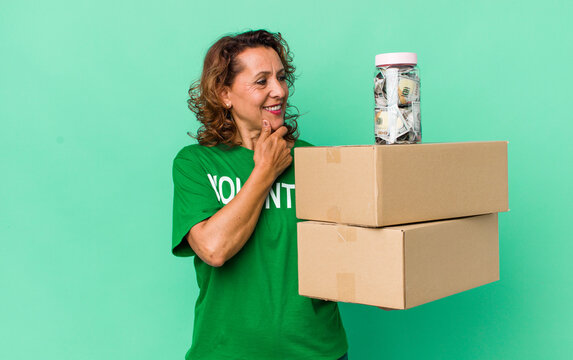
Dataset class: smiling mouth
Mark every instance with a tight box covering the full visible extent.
[263,104,282,112]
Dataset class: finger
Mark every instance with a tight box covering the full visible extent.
[282,150,293,165]
[258,120,272,143]
[271,125,288,139]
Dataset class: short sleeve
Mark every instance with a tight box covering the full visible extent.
[171,148,222,257]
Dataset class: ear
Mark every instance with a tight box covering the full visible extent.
[220,87,232,109]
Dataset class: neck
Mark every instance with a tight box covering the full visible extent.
[236,126,261,151]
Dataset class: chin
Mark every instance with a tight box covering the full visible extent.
[270,119,285,131]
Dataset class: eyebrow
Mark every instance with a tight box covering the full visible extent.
[254,69,285,77]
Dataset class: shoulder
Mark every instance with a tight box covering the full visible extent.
[174,144,211,161]
[173,144,225,167]
[172,144,218,180]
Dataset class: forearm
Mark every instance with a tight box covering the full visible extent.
[188,166,275,266]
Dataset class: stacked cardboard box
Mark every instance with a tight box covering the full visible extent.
[294,142,508,309]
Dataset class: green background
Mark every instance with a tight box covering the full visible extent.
[1,0,571,359]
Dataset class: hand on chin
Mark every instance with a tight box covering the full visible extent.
[267,119,285,132]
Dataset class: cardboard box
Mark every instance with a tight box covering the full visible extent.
[297,214,499,309]
[295,142,508,227]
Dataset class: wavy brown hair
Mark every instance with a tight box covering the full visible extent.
[187,29,299,146]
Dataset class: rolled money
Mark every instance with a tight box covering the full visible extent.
[385,68,399,107]
[411,101,421,135]
[398,77,420,105]
[374,77,387,107]
[375,106,409,143]
[384,68,400,141]
[401,109,414,131]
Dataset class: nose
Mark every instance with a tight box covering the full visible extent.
[269,78,287,99]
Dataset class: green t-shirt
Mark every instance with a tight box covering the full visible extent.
[172,139,348,360]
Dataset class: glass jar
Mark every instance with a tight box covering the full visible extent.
[374,52,421,144]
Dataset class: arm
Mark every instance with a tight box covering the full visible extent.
[186,123,292,267]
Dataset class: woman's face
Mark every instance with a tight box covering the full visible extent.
[223,47,289,132]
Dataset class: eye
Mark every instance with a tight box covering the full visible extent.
[256,78,267,85]
[278,74,287,82]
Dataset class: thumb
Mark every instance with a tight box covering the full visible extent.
[259,120,271,142]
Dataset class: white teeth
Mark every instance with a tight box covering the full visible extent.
[264,105,281,111]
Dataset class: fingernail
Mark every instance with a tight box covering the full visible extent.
[263,120,269,127]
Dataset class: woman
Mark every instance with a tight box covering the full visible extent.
[172,30,348,359]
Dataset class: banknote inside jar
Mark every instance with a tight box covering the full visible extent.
[398,77,419,106]
[375,106,409,143]
[374,66,420,107]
